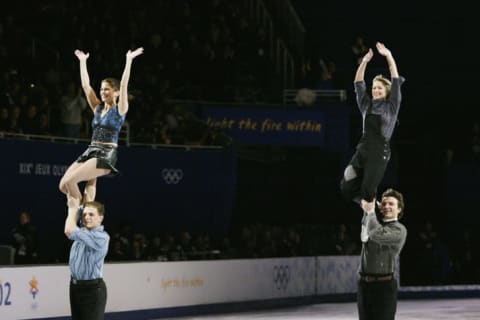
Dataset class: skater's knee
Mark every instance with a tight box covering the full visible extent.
[344,165,357,181]
[59,182,67,194]
[59,178,69,193]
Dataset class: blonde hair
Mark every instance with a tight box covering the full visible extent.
[373,74,391,98]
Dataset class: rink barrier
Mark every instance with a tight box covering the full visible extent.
[1,256,479,320]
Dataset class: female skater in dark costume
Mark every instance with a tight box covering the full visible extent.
[340,42,405,204]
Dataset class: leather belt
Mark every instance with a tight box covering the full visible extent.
[360,275,393,282]
[71,277,103,285]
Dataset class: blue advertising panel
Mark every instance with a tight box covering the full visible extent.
[0,139,236,260]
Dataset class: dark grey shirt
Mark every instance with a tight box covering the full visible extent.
[354,76,406,142]
[359,213,407,275]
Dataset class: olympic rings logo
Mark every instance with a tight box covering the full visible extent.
[161,168,184,184]
[273,265,290,290]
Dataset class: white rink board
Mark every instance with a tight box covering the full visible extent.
[0,257,316,320]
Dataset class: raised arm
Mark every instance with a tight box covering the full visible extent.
[74,50,100,112]
[354,48,373,82]
[64,195,80,238]
[118,47,144,116]
[360,199,376,243]
[376,42,399,78]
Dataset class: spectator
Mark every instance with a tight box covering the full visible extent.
[59,81,87,138]
[11,211,38,264]
[0,106,8,131]
[20,103,41,134]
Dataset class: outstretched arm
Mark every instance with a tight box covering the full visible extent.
[354,48,373,82]
[74,50,100,112]
[376,42,399,78]
[64,195,80,238]
[118,47,144,116]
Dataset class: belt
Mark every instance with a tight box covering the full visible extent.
[71,277,103,285]
[90,142,117,149]
[360,275,393,282]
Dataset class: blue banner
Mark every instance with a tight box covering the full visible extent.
[0,139,236,260]
[201,107,326,146]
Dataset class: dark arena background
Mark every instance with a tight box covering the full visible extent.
[1,1,479,319]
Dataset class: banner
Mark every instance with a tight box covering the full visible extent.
[0,139,236,261]
[201,107,326,146]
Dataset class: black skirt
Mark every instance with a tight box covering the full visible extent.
[76,143,120,175]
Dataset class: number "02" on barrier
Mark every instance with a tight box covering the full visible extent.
[0,282,12,306]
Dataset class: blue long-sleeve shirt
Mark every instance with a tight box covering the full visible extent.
[69,225,109,280]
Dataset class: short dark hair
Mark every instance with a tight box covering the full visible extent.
[381,188,404,219]
[84,201,105,216]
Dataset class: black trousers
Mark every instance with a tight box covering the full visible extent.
[69,278,107,320]
[340,141,390,203]
[357,278,397,320]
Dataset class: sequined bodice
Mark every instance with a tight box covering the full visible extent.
[91,104,126,144]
